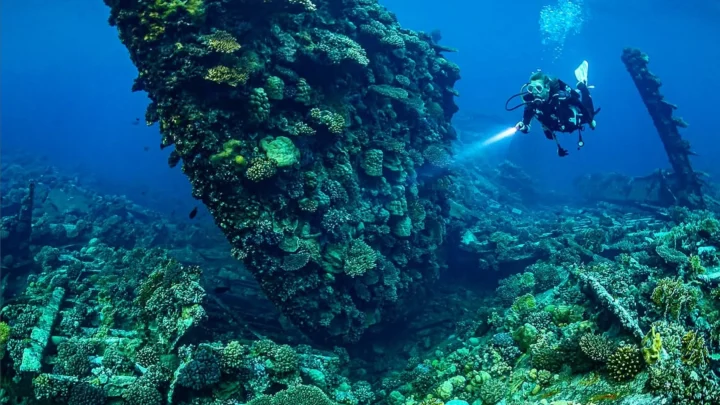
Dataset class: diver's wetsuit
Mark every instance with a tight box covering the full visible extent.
[521,79,595,141]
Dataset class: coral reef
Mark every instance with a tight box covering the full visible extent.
[103,0,460,344]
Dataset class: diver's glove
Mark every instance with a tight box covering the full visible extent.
[557,146,569,157]
[515,122,530,134]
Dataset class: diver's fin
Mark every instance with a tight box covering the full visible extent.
[575,60,589,85]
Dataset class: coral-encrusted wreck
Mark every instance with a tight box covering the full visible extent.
[103,0,460,343]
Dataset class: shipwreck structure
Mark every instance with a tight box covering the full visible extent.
[104,0,459,344]
[576,49,706,210]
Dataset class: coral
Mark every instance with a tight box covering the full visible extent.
[681,330,709,367]
[607,344,643,381]
[54,338,94,377]
[369,84,409,100]
[311,30,369,66]
[204,30,241,53]
[246,157,278,182]
[262,136,300,167]
[210,139,245,166]
[344,239,377,277]
[177,345,221,390]
[68,383,106,405]
[250,88,271,122]
[271,344,298,373]
[122,380,163,405]
[642,326,662,365]
[422,145,452,167]
[105,0,461,344]
[205,65,248,87]
[310,108,345,134]
[651,277,699,319]
[268,385,334,405]
[478,379,506,405]
[361,149,383,177]
[282,252,311,271]
[496,272,536,304]
[579,333,614,362]
[0,322,9,360]
[33,374,72,402]
[266,76,285,100]
[513,323,538,351]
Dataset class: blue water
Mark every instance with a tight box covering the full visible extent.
[2,0,719,199]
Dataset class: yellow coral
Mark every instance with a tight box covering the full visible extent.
[681,330,709,367]
[204,30,241,53]
[642,326,662,365]
[205,66,248,87]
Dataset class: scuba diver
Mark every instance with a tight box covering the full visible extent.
[506,61,600,157]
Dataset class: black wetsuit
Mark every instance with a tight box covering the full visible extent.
[521,79,596,140]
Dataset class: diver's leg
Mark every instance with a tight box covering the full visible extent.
[545,128,568,157]
[577,82,596,127]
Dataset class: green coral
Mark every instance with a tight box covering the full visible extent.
[369,84,408,100]
[579,333,614,363]
[250,88,271,122]
[651,277,699,319]
[681,330,709,367]
[310,108,345,134]
[154,0,205,18]
[0,322,9,360]
[361,149,383,177]
[344,239,377,277]
[210,139,246,166]
[607,344,643,381]
[266,76,285,100]
[261,136,300,167]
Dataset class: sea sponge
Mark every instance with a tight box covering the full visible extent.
[642,326,662,365]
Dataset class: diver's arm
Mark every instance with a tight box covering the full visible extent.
[516,95,535,133]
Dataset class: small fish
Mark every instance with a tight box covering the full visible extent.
[143,146,150,152]
[189,207,198,219]
[132,117,140,126]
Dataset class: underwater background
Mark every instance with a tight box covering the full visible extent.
[2,0,720,404]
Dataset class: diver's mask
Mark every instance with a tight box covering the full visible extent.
[527,80,549,100]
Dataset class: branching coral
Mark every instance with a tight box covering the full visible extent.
[607,344,643,381]
[344,239,377,277]
[681,330,709,367]
[579,333,614,363]
[651,277,699,319]
[203,30,241,53]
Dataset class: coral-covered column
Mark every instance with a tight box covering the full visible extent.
[621,48,705,209]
